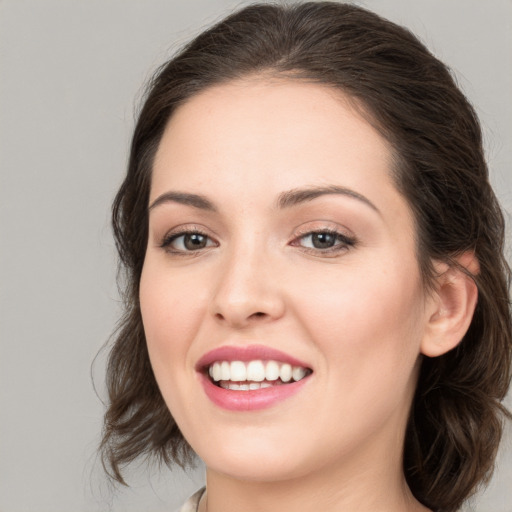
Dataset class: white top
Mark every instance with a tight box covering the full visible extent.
[178,487,205,512]
[178,487,466,512]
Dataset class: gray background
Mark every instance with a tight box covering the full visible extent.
[0,1,510,511]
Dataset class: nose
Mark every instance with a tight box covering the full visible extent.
[210,244,286,329]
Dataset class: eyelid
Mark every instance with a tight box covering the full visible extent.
[291,221,355,240]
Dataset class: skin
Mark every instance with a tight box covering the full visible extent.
[140,78,444,512]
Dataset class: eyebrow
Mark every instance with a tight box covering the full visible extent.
[148,185,379,214]
[276,185,380,213]
[149,191,217,212]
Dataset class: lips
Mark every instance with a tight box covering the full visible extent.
[196,345,313,411]
[196,344,311,369]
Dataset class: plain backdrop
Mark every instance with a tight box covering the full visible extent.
[1,1,511,511]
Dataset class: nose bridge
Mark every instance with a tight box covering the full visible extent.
[210,232,284,327]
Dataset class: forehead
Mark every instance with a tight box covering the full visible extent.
[154,79,389,180]
[150,78,408,224]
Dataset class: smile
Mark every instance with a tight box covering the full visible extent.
[197,345,313,410]
[208,360,310,390]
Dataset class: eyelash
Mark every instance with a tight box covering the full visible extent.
[290,228,357,256]
[160,228,216,255]
[159,228,357,257]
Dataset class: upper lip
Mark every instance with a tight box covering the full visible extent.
[196,344,312,371]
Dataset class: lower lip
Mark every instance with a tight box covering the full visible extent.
[199,373,310,411]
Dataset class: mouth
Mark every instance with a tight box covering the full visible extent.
[206,359,312,391]
[196,345,313,409]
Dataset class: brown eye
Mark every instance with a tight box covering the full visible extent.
[310,232,336,249]
[183,233,208,250]
[162,231,216,253]
[297,231,355,251]
[291,228,358,258]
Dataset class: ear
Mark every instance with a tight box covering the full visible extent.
[421,252,479,358]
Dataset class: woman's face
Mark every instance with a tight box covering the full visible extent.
[140,79,433,482]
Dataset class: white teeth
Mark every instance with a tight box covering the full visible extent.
[230,361,246,381]
[220,381,274,391]
[220,361,230,380]
[208,359,310,385]
[212,362,221,381]
[247,360,265,381]
[292,366,307,381]
[219,382,240,390]
[265,360,280,381]
[280,363,292,383]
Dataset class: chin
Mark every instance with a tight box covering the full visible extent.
[197,432,314,482]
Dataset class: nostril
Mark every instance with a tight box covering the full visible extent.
[213,310,268,326]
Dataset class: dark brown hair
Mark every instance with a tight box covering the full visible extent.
[100,3,512,511]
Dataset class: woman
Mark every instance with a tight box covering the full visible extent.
[100,3,512,511]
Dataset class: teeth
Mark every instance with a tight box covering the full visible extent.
[280,363,292,383]
[247,360,265,381]
[212,362,221,381]
[230,361,246,381]
[208,359,310,385]
[220,382,239,390]
[292,366,307,381]
[265,360,280,380]
[220,381,274,390]
[221,361,230,380]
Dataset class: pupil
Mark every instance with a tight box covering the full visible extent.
[312,232,335,249]
[185,233,206,250]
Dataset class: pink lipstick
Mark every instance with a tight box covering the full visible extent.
[196,344,312,411]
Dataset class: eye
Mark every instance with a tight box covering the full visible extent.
[292,229,356,255]
[301,232,339,249]
[161,230,217,253]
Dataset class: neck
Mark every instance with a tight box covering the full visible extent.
[201,442,430,512]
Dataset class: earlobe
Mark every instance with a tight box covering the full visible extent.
[421,253,479,358]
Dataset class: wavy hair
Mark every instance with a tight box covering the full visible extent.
[100,3,512,511]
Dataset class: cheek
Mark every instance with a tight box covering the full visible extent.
[139,262,213,427]
[139,263,206,376]
[292,258,426,381]
[289,260,426,446]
